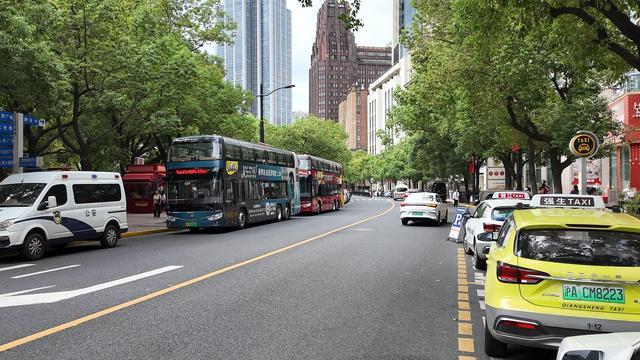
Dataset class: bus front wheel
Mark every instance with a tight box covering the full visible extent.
[238,209,247,229]
[276,205,283,222]
[284,204,290,220]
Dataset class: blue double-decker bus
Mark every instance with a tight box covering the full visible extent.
[165,135,300,231]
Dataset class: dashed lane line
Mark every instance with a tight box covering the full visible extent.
[11,265,81,279]
[0,264,35,273]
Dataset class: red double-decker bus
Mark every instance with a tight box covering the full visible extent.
[297,155,343,214]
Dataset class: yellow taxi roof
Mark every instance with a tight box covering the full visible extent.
[512,208,640,232]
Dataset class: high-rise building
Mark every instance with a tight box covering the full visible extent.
[309,0,391,122]
[338,86,368,151]
[392,0,415,65]
[215,0,292,125]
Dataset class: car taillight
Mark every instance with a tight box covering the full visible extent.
[400,202,407,207]
[426,204,437,208]
[497,320,539,330]
[403,194,408,198]
[483,223,501,232]
[496,262,548,284]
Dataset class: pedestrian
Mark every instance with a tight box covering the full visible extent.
[153,190,161,218]
[525,186,532,197]
[453,189,459,208]
[538,180,550,194]
[160,191,167,214]
[570,185,579,194]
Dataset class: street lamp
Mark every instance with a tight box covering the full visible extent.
[258,83,295,143]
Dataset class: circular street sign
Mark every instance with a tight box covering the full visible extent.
[569,132,599,158]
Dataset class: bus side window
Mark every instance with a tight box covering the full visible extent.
[224,181,233,205]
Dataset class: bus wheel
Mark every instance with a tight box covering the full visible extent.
[284,204,290,220]
[238,209,247,229]
[316,202,321,215]
[276,205,283,222]
[21,231,47,260]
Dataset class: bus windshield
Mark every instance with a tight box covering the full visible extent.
[167,173,223,211]
[168,141,221,162]
[299,158,311,170]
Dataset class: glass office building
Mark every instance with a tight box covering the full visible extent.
[215,0,292,125]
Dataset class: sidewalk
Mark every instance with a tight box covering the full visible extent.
[124,213,170,237]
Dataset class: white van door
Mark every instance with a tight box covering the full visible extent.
[38,184,70,240]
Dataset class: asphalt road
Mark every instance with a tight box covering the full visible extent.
[0,196,556,359]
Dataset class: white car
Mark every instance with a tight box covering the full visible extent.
[462,191,530,269]
[557,332,640,360]
[400,192,447,225]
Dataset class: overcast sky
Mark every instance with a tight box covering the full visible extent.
[286,0,392,112]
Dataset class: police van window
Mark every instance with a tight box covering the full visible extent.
[73,184,122,204]
[43,184,67,207]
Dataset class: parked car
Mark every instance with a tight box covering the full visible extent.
[399,192,448,225]
[0,171,127,260]
[557,332,640,360]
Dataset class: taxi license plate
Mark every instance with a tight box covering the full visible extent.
[185,221,198,228]
[410,212,423,216]
[562,284,624,304]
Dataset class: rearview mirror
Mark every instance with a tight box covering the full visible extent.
[477,231,496,242]
[47,196,57,208]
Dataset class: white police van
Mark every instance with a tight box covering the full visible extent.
[0,171,128,260]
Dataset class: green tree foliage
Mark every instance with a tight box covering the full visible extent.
[390,0,624,193]
[264,116,352,166]
[0,0,256,171]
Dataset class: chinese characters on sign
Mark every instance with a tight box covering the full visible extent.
[539,196,594,207]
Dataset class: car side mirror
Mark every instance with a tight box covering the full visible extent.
[38,196,57,210]
[477,231,496,243]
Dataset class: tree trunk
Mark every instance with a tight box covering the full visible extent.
[548,147,572,194]
[499,153,514,190]
[514,150,524,190]
[527,139,538,195]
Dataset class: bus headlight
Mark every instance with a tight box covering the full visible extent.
[0,219,14,231]
[207,213,223,221]
[166,216,176,223]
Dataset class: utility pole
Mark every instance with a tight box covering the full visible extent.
[12,112,23,174]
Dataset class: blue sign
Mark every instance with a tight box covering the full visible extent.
[0,149,11,156]
[20,157,37,167]
[448,206,470,242]
[0,112,13,122]
[0,160,12,168]
[23,115,38,126]
[0,137,13,146]
[0,124,13,134]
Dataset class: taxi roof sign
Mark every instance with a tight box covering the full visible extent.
[530,194,605,209]
[493,191,530,200]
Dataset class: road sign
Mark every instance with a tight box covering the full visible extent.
[19,157,43,168]
[0,137,13,146]
[0,160,12,168]
[0,112,13,122]
[0,149,11,156]
[569,131,599,158]
[0,124,13,134]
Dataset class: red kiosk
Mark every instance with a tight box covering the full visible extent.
[122,164,166,213]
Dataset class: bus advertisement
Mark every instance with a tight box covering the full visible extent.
[165,136,300,230]
[297,155,343,214]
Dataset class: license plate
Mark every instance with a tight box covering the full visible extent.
[410,211,423,216]
[562,284,625,304]
[185,221,198,228]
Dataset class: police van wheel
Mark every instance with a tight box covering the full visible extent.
[100,224,120,248]
[238,209,247,229]
[21,232,47,260]
[484,323,508,357]
[276,205,283,222]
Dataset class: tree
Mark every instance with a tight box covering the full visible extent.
[264,116,352,165]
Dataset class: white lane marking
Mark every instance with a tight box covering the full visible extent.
[11,265,81,279]
[477,289,485,297]
[0,265,183,308]
[0,264,36,273]
[349,228,373,231]
[475,280,485,285]
[474,272,484,279]
[479,300,486,310]
[0,286,56,297]
[482,316,486,326]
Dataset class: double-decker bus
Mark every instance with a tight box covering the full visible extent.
[165,135,300,230]
[297,155,343,214]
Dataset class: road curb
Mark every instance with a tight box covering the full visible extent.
[122,228,172,238]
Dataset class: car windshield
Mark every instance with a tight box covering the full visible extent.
[0,183,47,207]
[491,207,514,221]
[407,194,435,202]
[168,140,221,162]
[517,229,640,267]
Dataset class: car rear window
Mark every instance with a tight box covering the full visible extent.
[406,194,435,202]
[396,187,407,192]
[492,207,514,221]
[517,229,640,267]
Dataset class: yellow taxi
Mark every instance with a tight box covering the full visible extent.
[483,194,640,357]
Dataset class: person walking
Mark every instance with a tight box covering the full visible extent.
[153,191,161,218]
[570,185,579,194]
[453,189,459,207]
[538,180,550,194]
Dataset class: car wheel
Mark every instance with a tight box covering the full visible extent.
[100,223,120,248]
[316,202,321,215]
[188,228,201,233]
[401,218,409,225]
[435,212,441,226]
[238,209,247,229]
[21,231,47,261]
[441,210,448,224]
[473,243,486,270]
[276,205,283,222]
[484,323,508,357]
[462,239,472,255]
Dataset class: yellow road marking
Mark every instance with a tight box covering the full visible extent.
[458,337,475,353]
[458,292,469,301]
[458,285,468,293]
[458,279,468,285]
[459,356,476,360]
[458,310,471,321]
[0,201,397,353]
[458,322,473,336]
[458,301,470,310]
